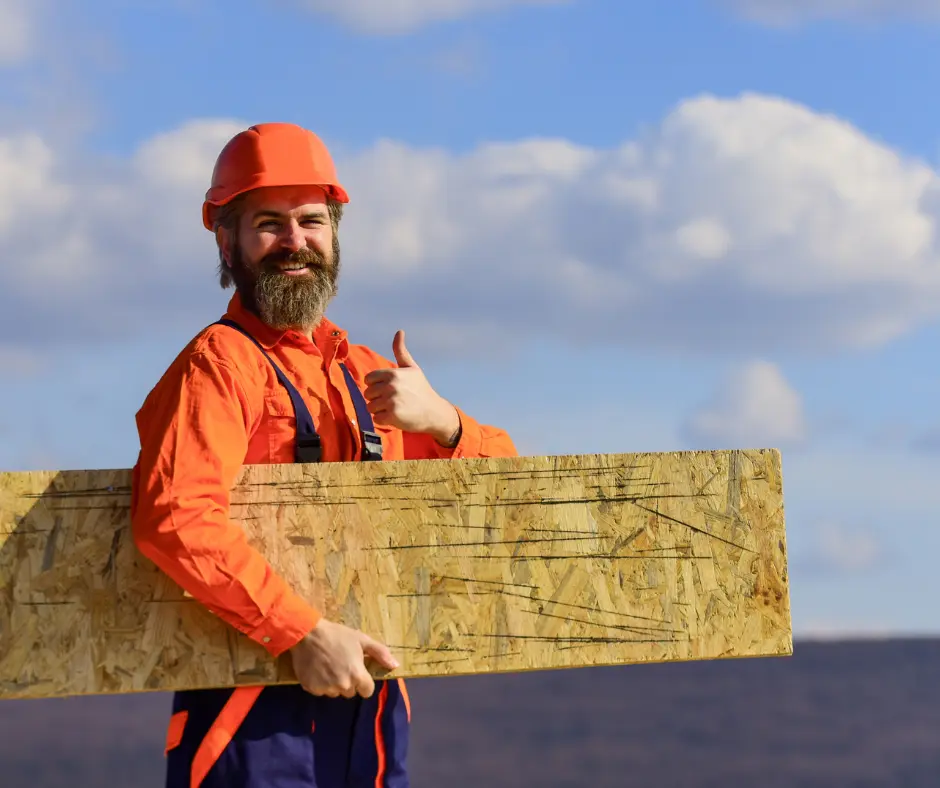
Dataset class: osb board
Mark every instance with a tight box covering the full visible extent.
[0,449,790,700]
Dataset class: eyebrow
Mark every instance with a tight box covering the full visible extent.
[252,209,329,223]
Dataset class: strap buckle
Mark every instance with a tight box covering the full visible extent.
[295,434,322,464]
[361,430,383,462]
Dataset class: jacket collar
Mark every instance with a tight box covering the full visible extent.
[223,292,349,358]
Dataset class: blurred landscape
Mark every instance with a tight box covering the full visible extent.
[1,637,937,787]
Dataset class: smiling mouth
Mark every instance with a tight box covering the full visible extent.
[277,264,311,275]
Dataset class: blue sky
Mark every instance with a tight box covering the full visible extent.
[3,0,940,640]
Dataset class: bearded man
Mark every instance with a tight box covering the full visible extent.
[130,122,518,788]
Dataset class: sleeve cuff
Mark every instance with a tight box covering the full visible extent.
[246,593,322,658]
[431,406,483,460]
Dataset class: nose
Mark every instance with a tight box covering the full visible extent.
[278,220,306,252]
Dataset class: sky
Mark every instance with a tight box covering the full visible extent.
[2,0,940,641]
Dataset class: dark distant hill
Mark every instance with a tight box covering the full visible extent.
[1,638,938,787]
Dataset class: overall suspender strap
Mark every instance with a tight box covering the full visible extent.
[339,362,384,462]
[214,318,322,463]
[212,319,382,463]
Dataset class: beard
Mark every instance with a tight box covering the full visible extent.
[229,237,340,330]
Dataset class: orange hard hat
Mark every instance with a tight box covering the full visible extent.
[202,122,350,230]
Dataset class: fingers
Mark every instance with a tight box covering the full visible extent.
[363,369,394,387]
[393,330,417,368]
[363,379,391,401]
[362,330,419,389]
[301,671,374,699]
[291,621,392,701]
[361,634,400,672]
[365,394,392,415]
[355,667,376,699]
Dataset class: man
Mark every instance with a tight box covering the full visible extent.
[130,122,518,788]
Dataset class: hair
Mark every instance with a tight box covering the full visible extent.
[213,194,345,288]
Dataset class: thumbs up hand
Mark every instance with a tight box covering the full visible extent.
[362,330,461,446]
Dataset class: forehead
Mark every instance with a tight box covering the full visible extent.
[242,184,330,218]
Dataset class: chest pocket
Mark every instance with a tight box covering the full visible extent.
[257,386,348,464]
[258,393,298,464]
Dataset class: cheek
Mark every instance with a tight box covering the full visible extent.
[241,235,277,262]
[310,230,333,253]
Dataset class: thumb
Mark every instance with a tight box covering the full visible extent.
[392,330,417,368]
[360,633,400,672]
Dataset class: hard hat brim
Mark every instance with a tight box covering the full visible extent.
[202,178,349,230]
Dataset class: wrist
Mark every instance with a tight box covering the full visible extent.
[432,403,461,447]
[292,618,327,650]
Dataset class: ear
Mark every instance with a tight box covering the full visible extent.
[216,227,233,268]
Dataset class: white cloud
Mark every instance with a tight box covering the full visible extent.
[428,37,486,80]
[683,361,806,448]
[0,346,44,379]
[675,217,732,261]
[796,522,886,575]
[722,0,940,25]
[333,93,940,355]
[814,522,883,572]
[3,92,940,359]
[0,118,246,347]
[0,0,33,64]
[0,134,70,234]
[293,0,569,34]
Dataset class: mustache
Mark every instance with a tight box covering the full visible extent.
[260,246,328,271]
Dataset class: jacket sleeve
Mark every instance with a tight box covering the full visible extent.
[402,405,519,460]
[130,349,321,659]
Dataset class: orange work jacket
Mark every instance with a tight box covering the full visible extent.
[130,291,519,659]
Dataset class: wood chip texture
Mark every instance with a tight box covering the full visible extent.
[0,449,791,700]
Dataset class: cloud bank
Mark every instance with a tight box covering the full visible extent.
[2,92,940,360]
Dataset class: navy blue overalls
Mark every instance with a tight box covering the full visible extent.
[164,319,411,788]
